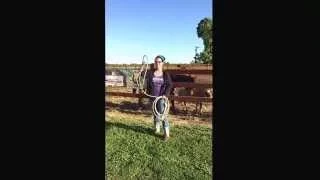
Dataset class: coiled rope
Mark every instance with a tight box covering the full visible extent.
[136,55,170,121]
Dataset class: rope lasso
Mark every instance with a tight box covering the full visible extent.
[136,55,170,121]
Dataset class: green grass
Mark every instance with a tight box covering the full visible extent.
[106,116,213,180]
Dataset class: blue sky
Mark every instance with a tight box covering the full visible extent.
[106,0,213,64]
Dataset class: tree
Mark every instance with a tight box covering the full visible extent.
[195,17,214,64]
[191,46,201,64]
[191,52,201,64]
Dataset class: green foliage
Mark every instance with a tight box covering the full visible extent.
[199,51,212,64]
[194,17,214,64]
[191,52,201,64]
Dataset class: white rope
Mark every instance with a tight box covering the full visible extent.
[151,96,170,121]
[136,55,170,121]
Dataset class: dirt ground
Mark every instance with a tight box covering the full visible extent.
[105,87,213,128]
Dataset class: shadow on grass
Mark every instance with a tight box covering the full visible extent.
[106,121,163,139]
[106,101,153,115]
[106,101,211,119]
[105,101,139,110]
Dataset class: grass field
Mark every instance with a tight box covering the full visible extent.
[105,114,213,180]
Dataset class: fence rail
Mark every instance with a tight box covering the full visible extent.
[106,64,212,70]
[106,82,212,89]
[105,91,212,103]
[172,82,212,88]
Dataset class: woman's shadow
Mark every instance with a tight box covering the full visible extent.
[106,121,163,138]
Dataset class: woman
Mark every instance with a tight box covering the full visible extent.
[145,55,173,141]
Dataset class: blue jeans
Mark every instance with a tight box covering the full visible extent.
[153,98,169,130]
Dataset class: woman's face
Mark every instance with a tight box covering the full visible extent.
[154,58,163,70]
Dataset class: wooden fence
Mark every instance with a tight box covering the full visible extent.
[105,91,212,102]
[105,64,213,103]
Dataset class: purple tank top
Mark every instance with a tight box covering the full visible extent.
[152,75,164,97]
